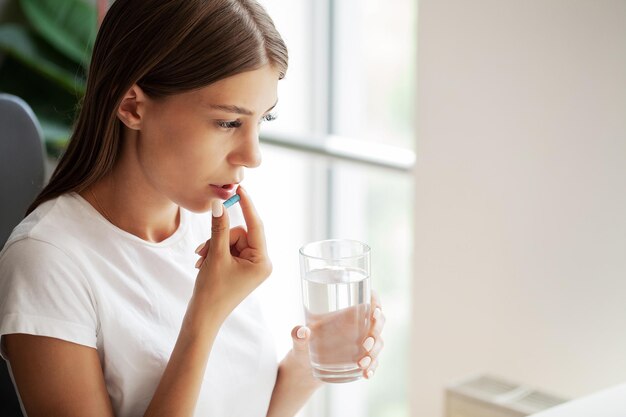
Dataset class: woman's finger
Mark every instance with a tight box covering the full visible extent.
[362,336,384,359]
[358,355,373,369]
[195,226,250,268]
[230,226,248,256]
[364,358,379,379]
[208,199,231,257]
[196,225,248,260]
[195,241,207,254]
[371,309,386,335]
[371,290,382,313]
[199,241,210,258]
[236,186,267,252]
[290,325,311,354]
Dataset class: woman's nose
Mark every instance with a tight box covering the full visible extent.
[229,127,262,168]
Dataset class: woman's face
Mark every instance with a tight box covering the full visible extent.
[136,65,280,212]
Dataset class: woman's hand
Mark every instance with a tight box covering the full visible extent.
[193,186,272,318]
[264,326,323,417]
[278,326,324,390]
[287,290,386,382]
[356,290,385,379]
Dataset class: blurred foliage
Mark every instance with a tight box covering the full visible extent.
[0,0,96,158]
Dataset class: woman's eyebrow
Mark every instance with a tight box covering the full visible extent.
[205,100,278,115]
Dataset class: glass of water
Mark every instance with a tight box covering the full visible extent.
[299,239,371,383]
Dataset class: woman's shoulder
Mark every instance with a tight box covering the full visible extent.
[1,193,89,259]
[0,196,98,360]
[0,194,95,305]
[0,225,90,309]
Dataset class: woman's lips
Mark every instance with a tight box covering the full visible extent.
[210,183,238,200]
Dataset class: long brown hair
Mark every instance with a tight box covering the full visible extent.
[27,0,288,215]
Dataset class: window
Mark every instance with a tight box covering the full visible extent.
[251,1,416,416]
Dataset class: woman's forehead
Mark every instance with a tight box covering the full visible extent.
[191,68,280,113]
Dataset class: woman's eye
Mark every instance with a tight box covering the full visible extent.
[216,113,277,130]
[217,120,242,129]
[260,112,278,124]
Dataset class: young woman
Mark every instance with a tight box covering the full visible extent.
[0,0,386,416]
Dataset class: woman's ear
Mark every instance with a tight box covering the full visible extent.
[117,84,147,130]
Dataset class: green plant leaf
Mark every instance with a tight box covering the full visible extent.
[0,55,76,157]
[19,0,96,67]
[0,24,86,95]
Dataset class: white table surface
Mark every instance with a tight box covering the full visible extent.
[529,383,626,417]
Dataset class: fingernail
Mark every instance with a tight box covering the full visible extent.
[195,258,202,268]
[358,356,372,368]
[212,200,223,217]
[297,327,310,339]
[366,369,374,379]
[195,242,206,254]
[363,337,375,352]
[373,307,382,321]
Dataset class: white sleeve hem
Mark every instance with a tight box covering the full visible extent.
[0,313,97,361]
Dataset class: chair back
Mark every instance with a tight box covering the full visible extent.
[0,93,46,246]
[0,93,47,417]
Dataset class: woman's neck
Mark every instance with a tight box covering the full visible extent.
[80,145,180,243]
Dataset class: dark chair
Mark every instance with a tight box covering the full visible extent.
[0,93,47,417]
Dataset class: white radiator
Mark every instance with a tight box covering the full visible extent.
[445,374,568,417]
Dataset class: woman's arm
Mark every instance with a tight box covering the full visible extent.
[141,293,227,417]
[147,189,273,416]
[6,188,273,417]
[4,334,116,417]
[266,326,324,417]
[266,365,321,417]
[4,300,225,417]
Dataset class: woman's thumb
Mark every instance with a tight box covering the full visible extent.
[209,199,230,255]
[291,325,311,352]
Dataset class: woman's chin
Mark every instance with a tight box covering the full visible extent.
[174,195,214,214]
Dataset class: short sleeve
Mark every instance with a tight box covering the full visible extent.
[0,238,98,360]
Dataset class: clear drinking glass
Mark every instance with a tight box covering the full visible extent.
[299,239,371,383]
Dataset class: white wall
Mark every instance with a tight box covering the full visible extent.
[412,1,626,416]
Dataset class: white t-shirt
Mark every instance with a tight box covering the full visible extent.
[0,192,278,417]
